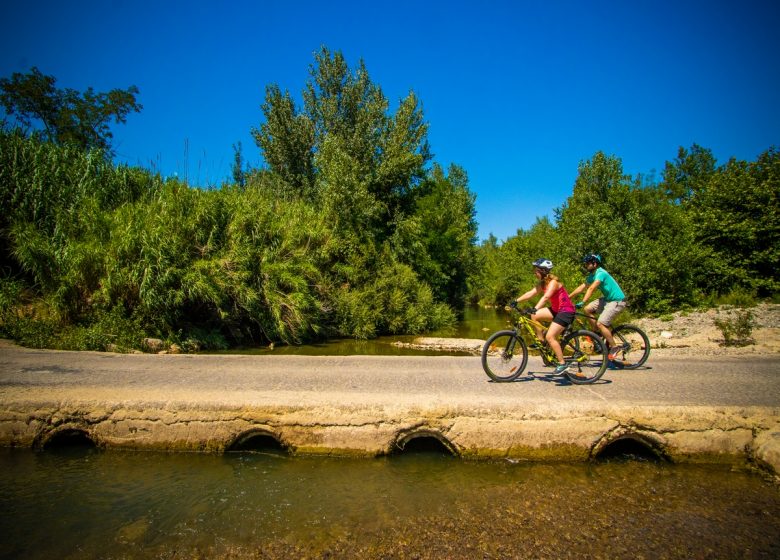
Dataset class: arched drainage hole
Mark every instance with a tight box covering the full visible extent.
[226,434,288,457]
[595,437,664,463]
[395,436,454,456]
[43,429,97,453]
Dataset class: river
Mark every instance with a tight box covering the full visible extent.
[214,306,508,356]
[1,445,779,559]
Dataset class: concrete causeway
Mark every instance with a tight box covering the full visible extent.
[1,340,779,477]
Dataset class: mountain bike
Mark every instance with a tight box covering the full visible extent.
[573,311,650,369]
[481,305,608,384]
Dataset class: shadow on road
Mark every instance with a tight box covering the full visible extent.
[527,370,613,386]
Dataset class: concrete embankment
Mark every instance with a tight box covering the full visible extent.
[1,341,779,478]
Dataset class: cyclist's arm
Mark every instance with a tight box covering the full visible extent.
[569,282,587,298]
[515,286,539,303]
[581,279,601,303]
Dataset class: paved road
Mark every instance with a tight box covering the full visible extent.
[2,342,779,470]
[1,342,778,409]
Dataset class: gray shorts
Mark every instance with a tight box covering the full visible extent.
[584,298,626,327]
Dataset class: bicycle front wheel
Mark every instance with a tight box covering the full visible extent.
[560,329,608,384]
[611,324,650,369]
[481,330,528,382]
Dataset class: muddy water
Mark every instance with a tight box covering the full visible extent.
[1,447,778,559]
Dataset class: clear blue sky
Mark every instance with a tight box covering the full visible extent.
[2,0,778,242]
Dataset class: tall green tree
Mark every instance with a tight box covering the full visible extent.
[392,164,478,309]
[0,67,142,156]
[251,47,462,337]
[556,151,700,311]
[231,141,246,188]
[252,47,431,238]
[661,143,717,203]
[684,148,780,296]
[251,85,315,197]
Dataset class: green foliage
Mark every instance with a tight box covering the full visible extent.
[252,85,315,196]
[716,289,758,308]
[661,144,716,203]
[683,149,780,296]
[0,304,147,352]
[231,142,246,188]
[0,68,142,157]
[0,52,477,351]
[474,146,778,315]
[556,151,700,312]
[714,310,756,347]
[472,216,574,306]
[0,67,141,156]
[331,260,456,339]
[0,130,162,281]
[247,47,466,338]
[253,47,431,240]
[392,164,478,309]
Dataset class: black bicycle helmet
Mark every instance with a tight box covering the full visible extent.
[582,253,602,265]
[532,258,553,272]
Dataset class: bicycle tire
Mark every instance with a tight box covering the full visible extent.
[481,330,528,382]
[611,324,650,369]
[560,329,608,385]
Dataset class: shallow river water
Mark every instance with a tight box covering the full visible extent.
[1,446,779,559]
[216,305,509,357]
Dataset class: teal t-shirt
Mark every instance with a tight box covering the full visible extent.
[586,268,625,302]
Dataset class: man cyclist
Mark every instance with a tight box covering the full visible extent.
[569,254,626,362]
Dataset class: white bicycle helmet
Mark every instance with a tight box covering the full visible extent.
[532,258,553,272]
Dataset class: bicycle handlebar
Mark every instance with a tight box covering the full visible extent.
[507,301,537,316]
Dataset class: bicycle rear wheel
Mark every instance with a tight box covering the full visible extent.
[611,324,650,369]
[560,329,608,384]
[481,330,528,382]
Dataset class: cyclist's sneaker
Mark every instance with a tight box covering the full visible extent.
[608,346,623,361]
[553,363,572,376]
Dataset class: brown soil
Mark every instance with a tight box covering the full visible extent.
[632,302,780,357]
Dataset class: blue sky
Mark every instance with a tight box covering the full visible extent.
[2,0,779,242]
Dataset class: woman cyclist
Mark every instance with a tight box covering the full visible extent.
[514,258,578,376]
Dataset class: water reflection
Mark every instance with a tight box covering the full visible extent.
[1,447,778,559]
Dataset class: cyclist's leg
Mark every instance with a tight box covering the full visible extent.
[530,307,553,341]
[598,300,626,352]
[545,321,566,363]
[583,299,603,332]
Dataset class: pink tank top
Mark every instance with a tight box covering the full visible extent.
[549,284,575,314]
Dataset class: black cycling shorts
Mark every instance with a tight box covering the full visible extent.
[552,311,575,328]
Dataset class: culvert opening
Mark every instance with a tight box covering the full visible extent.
[395,435,455,456]
[595,437,664,463]
[43,429,96,451]
[226,433,288,456]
